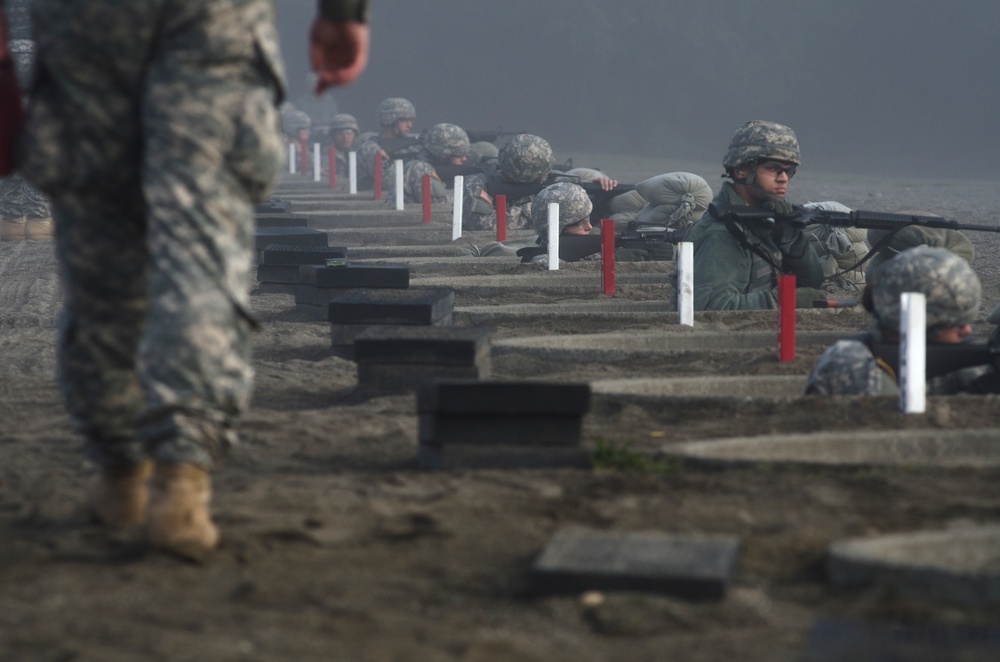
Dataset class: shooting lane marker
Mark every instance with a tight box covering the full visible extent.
[900,292,926,414]
[329,146,337,189]
[548,203,560,271]
[678,242,694,326]
[348,151,357,195]
[373,152,383,200]
[778,274,796,362]
[601,219,615,296]
[313,143,321,183]
[496,195,507,241]
[394,159,404,211]
[422,175,432,223]
[299,138,308,177]
[452,175,464,241]
[287,143,296,174]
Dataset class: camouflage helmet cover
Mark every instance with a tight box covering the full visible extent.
[723,120,801,169]
[329,113,360,133]
[281,108,311,133]
[497,134,555,184]
[377,98,416,126]
[425,123,471,159]
[872,246,981,331]
[530,182,593,234]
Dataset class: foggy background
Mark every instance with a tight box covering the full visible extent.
[277,1,999,180]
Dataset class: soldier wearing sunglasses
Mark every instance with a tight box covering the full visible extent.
[685,120,827,310]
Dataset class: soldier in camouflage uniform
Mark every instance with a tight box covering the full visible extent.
[326,112,359,185]
[865,223,974,286]
[391,122,470,204]
[805,246,989,396]
[10,0,369,560]
[355,97,418,191]
[685,120,827,310]
[462,133,555,232]
[0,1,52,241]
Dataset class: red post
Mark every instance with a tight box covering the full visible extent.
[778,274,796,362]
[373,152,383,200]
[601,218,616,296]
[328,146,337,189]
[422,174,432,223]
[496,194,507,242]
[299,138,309,177]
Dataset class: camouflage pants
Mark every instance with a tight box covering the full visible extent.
[21,0,286,468]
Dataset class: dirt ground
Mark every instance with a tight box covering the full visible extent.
[2,162,1000,661]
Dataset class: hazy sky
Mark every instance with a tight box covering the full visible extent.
[277,1,1000,179]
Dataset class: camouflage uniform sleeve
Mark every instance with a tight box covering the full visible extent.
[403,160,449,204]
[690,220,779,311]
[804,340,898,396]
[462,174,496,231]
[318,0,369,22]
[506,196,534,231]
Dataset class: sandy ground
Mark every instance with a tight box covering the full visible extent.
[2,160,1000,661]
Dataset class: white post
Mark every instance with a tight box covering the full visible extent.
[547,203,560,271]
[900,292,926,414]
[287,143,296,174]
[452,175,464,241]
[313,143,321,182]
[394,159,405,211]
[678,241,694,326]
[348,151,357,195]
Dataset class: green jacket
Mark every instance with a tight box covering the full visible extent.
[686,182,823,310]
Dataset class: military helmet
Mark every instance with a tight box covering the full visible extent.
[872,246,981,332]
[497,134,555,184]
[530,182,593,234]
[376,98,416,126]
[723,120,800,169]
[281,108,311,134]
[424,123,470,159]
[329,113,360,133]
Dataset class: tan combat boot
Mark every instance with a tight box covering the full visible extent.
[91,461,154,534]
[147,463,220,561]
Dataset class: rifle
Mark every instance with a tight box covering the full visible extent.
[433,161,487,185]
[486,174,636,223]
[465,127,528,144]
[711,203,1000,237]
[863,335,1000,393]
[515,221,684,263]
[376,135,422,160]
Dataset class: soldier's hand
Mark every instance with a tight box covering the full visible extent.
[310,18,370,93]
[596,176,618,191]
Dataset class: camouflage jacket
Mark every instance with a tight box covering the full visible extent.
[685,182,824,311]
[461,169,534,232]
[805,328,990,396]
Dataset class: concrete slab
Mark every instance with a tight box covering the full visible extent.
[353,326,491,366]
[409,272,676,299]
[254,226,327,251]
[827,525,1000,606]
[417,380,591,415]
[260,244,348,266]
[358,363,488,393]
[531,528,740,600]
[418,443,592,470]
[804,617,1000,662]
[493,330,849,356]
[418,413,584,447]
[661,429,1000,469]
[255,214,308,228]
[591,375,807,398]
[300,264,409,289]
[328,287,454,326]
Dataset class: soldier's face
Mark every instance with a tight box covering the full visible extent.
[448,154,467,165]
[563,218,593,235]
[394,119,414,136]
[932,324,973,344]
[754,160,796,199]
[332,129,355,150]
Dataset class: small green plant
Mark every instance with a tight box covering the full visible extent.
[592,439,683,474]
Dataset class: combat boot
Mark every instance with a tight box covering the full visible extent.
[147,463,219,561]
[90,460,154,533]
